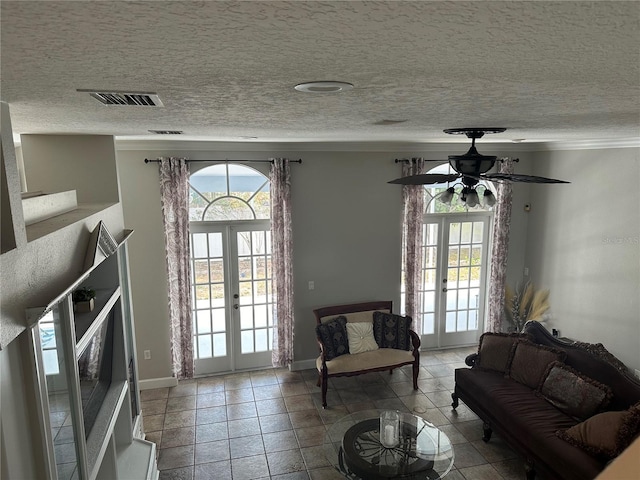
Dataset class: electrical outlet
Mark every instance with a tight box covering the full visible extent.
[524,267,529,276]
[144,350,151,360]
[635,369,640,380]
[308,281,315,290]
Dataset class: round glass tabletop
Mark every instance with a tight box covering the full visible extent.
[324,410,455,480]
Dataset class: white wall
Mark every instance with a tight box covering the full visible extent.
[116,144,531,379]
[525,147,640,370]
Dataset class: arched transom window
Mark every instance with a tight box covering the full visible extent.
[189,164,270,221]
[423,163,496,214]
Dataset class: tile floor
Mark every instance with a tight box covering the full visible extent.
[143,347,530,480]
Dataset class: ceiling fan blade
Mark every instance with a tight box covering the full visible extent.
[388,173,460,185]
[482,173,570,184]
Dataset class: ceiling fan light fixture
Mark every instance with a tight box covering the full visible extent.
[465,189,480,208]
[483,189,497,207]
[439,186,455,205]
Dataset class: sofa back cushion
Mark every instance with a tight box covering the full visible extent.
[320,309,390,324]
[508,340,566,389]
[316,316,350,360]
[372,311,412,350]
[476,332,530,373]
[539,361,612,420]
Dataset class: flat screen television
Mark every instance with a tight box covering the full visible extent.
[77,313,114,439]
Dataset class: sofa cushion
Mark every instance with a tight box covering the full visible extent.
[316,348,415,375]
[372,311,412,350]
[315,316,349,361]
[346,322,379,354]
[557,402,640,459]
[539,361,612,420]
[475,332,529,373]
[508,340,566,389]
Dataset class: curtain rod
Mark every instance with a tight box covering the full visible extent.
[144,158,302,164]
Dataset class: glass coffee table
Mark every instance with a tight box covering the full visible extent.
[324,410,454,479]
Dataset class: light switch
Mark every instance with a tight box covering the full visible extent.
[308,281,315,290]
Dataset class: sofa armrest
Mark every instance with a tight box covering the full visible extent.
[465,352,478,367]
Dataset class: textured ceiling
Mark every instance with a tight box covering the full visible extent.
[1,1,639,145]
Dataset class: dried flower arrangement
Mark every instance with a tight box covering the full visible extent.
[504,282,550,332]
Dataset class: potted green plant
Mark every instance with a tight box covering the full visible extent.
[72,286,96,313]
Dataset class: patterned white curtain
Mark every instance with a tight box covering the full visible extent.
[486,158,515,332]
[158,157,194,379]
[402,158,425,334]
[270,158,295,367]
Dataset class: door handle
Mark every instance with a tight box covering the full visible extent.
[234,304,239,310]
[442,288,448,292]
[233,293,239,299]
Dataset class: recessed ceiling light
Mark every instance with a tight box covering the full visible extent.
[294,81,353,93]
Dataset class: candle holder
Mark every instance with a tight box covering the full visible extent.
[380,410,400,448]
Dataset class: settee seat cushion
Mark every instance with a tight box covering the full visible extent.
[456,368,605,480]
[316,348,414,375]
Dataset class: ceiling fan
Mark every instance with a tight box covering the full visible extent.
[389,127,570,186]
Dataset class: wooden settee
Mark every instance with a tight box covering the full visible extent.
[313,300,421,408]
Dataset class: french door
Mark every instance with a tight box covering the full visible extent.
[418,214,491,348]
[190,221,274,375]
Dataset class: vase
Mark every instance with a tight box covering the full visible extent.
[74,298,95,313]
[380,410,400,448]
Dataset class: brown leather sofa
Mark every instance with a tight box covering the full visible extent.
[452,321,640,480]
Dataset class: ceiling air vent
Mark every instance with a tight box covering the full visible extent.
[149,130,183,135]
[78,90,164,107]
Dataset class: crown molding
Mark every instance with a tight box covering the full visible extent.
[114,139,543,153]
[534,138,640,151]
[114,137,639,153]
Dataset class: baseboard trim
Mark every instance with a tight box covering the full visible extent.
[139,377,178,390]
[291,359,317,371]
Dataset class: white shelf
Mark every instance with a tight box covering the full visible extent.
[116,438,157,480]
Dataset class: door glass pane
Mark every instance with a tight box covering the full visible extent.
[460,223,472,243]
[197,310,212,334]
[198,335,212,358]
[241,331,254,354]
[212,309,225,332]
[448,247,459,267]
[240,306,253,330]
[255,329,268,352]
[208,233,223,257]
[213,333,226,357]
[449,223,461,244]
[192,234,208,258]
[457,311,468,331]
[445,312,456,332]
[472,222,484,243]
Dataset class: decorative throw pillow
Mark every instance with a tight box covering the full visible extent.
[346,322,379,355]
[557,402,640,459]
[539,361,612,420]
[475,332,530,373]
[372,311,412,350]
[315,316,349,361]
[507,340,566,389]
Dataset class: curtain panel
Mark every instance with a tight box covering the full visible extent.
[402,158,425,335]
[270,158,295,367]
[158,157,194,379]
[486,158,515,332]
